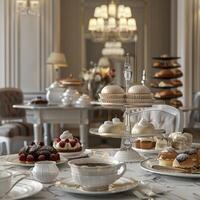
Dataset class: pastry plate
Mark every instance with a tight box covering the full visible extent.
[90,128,124,138]
[131,129,165,138]
[55,176,138,195]
[5,179,43,200]
[6,154,67,167]
[59,149,89,159]
[140,158,200,178]
[132,147,161,154]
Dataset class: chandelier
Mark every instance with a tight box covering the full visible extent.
[16,0,40,15]
[88,1,137,42]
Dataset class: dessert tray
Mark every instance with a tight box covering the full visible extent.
[5,179,43,200]
[140,158,200,178]
[6,154,67,167]
[89,128,124,139]
[132,147,161,154]
[131,129,165,138]
[55,176,138,195]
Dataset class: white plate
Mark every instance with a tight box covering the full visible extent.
[131,129,165,138]
[55,176,138,195]
[132,147,161,154]
[90,128,124,139]
[59,149,88,159]
[140,158,200,178]
[5,179,43,200]
[6,154,67,167]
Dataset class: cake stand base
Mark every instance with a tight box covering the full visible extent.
[114,149,144,163]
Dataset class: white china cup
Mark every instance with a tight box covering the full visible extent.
[68,157,126,191]
[32,161,59,183]
[0,171,12,197]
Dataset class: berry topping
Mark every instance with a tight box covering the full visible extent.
[56,138,61,143]
[50,153,57,161]
[19,154,26,162]
[65,138,69,143]
[26,154,34,162]
[59,141,66,148]
[70,140,77,147]
[55,153,60,161]
[38,155,46,161]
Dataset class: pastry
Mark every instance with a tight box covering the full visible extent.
[126,85,153,105]
[173,153,193,169]
[18,142,60,163]
[158,147,178,167]
[98,118,124,134]
[154,90,175,99]
[30,96,48,105]
[169,99,183,108]
[99,85,125,104]
[169,132,192,150]
[53,130,82,152]
[131,118,155,135]
[139,137,155,149]
[171,80,183,87]
[158,81,174,88]
[133,139,140,148]
[173,90,182,97]
[184,149,198,167]
[155,138,168,150]
[154,70,175,78]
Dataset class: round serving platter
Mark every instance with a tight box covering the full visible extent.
[140,158,200,178]
[6,154,67,167]
[89,128,124,139]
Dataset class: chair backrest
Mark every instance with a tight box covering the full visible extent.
[128,104,183,134]
[188,92,200,127]
[0,88,25,121]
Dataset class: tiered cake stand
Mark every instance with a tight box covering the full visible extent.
[151,56,183,108]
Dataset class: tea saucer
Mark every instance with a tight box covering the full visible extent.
[55,176,138,195]
[5,179,43,200]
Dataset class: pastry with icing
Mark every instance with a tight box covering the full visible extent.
[53,130,82,152]
[98,117,124,134]
[173,153,193,169]
[158,147,178,167]
[131,118,155,135]
[155,137,168,150]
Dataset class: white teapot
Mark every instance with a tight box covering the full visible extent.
[46,81,65,104]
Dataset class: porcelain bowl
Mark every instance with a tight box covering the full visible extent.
[68,157,126,191]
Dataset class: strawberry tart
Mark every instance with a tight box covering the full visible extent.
[53,130,82,152]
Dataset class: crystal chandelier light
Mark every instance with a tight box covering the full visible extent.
[16,0,40,15]
[88,1,137,42]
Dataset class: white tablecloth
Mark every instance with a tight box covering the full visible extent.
[1,149,200,200]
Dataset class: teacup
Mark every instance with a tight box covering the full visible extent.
[32,161,59,183]
[0,171,12,196]
[68,157,126,191]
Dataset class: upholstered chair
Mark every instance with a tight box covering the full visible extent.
[129,104,184,134]
[0,88,33,154]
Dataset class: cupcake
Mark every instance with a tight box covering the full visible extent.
[139,137,155,149]
[173,153,193,169]
[131,118,155,135]
[53,130,82,153]
[99,85,125,104]
[126,85,153,104]
[158,147,178,167]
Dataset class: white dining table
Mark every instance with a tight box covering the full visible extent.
[13,104,124,148]
[1,148,200,200]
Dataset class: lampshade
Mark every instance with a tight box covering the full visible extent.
[46,52,68,67]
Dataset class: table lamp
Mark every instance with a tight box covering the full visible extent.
[46,52,68,81]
